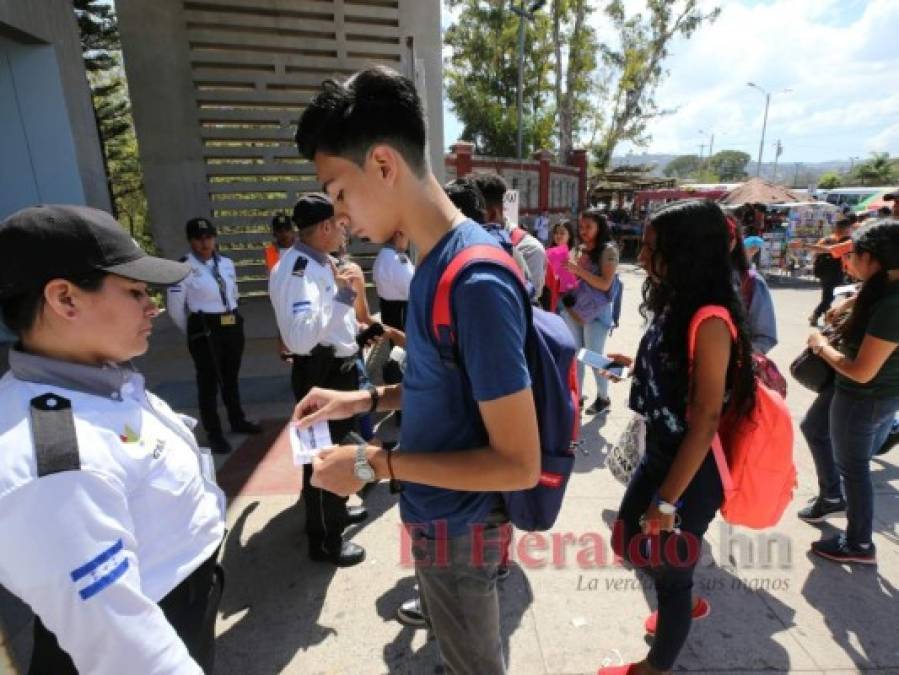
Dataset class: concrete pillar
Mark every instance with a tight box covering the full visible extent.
[534,149,553,212]
[451,141,474,177]
[569,148,588,213]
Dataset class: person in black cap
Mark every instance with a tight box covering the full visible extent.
[268,193,368,566]
[0,205,226,674]
[265,213,297,273]
[167,217,261,454]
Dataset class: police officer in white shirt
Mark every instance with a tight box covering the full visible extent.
[167,218,261,454]
[372,230,414,330]
[0,205,226,674]
[269,194,368,567]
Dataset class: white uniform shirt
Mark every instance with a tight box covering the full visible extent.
[166,253,240,333]
[0,349,225,674]
[372,245,415,301]
[268,242,359,357]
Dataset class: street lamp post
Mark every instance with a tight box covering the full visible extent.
[747,82,791,178]
[512,0,546,160]
[699,129,714,171]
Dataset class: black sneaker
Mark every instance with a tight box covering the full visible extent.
[585,397,611,415]
[798,496,846,523]
[811,535,876,565]
[396,596,428,628]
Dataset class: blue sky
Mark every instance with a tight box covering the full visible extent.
[441,0,899,164]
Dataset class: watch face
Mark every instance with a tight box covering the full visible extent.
[355,463,375,482]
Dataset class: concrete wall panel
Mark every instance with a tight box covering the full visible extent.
[117,0,444,298]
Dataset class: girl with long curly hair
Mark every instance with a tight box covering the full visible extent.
[599,200,756,675]
[804,218,899,565]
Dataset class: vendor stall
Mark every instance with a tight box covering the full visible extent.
[765,201,842,278]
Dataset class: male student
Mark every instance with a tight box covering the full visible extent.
[292,67,540,674]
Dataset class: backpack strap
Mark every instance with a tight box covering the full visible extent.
[30,393,80,477]
[686,305,738,362]
[431,244,527,367]
[686,306,739,495]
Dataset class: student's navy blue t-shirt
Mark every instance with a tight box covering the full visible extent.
[399,220,531,537]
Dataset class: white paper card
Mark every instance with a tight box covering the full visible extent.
[289,420,333,466]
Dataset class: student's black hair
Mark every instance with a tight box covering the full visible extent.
[295,66,428,176]
[472,173,508,210]
[641,200,756,417]
[729,221,751,278]
[552,220,575,246]
[444,177,487,224]
[578,208,613,269]
[840,219,899,344]
[0,272,108,337]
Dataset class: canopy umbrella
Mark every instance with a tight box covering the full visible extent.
[718,178,803,206]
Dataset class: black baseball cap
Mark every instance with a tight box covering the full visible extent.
[271,213,293,232]
[185,217,217,239]
[0,204,189,299]
[292,193,333,229]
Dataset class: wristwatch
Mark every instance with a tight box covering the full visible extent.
[348,432,376,483]
[362,383,379,414]
[654,494,682,515]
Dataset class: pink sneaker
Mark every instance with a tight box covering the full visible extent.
[597,665,636,675]
[644,596,710,636]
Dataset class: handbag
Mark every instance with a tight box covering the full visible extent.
[607,412,646,486]
[790,326,840,393]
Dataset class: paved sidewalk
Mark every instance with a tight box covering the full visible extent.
[3,265,898,674]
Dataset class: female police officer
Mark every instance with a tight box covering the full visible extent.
[0,205,226,674]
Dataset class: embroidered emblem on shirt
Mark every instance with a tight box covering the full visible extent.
[119,425,139,443]
[152,439,166,459]
[292,300,312,315]
[70,539,129,601]
[292,256,309,277]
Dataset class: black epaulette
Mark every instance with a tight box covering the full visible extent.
[292,256,309,277]
[30,393,80,477]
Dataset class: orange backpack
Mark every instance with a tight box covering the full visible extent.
[688,306,796,529]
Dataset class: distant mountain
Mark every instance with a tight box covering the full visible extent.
[609,152,857,186]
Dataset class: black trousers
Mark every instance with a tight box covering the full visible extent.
[291,347,360,552]
[29,552,223,674]
[187,313,248,436]
[378,298,407,331]
[812,278,842,319]
[614,441,723,671]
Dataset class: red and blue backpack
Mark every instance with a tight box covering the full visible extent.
[430,243,579,531]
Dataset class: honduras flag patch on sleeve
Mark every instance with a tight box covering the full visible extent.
[70,539,129,601]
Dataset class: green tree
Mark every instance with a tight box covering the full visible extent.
[817,171,841,190]
[708,150,750,181]
[551,0,599,161]
[445,0,555,156]
[591,0,720,170]
[852,152,896,186]
[72,0,149,237]
[663,154,702,178]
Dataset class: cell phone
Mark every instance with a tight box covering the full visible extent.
[356,322,385,348]
[577,348,629,380]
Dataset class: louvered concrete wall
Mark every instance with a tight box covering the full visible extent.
[116,0,443,298]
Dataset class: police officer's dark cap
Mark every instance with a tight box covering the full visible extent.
[0,204,189,299]
[292,193,334,229]
[271,213,293,232]
[185,217,217,239]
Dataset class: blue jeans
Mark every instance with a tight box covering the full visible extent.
[560,308,610,399]
[800,383,842,501]
[830,387,899,547]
